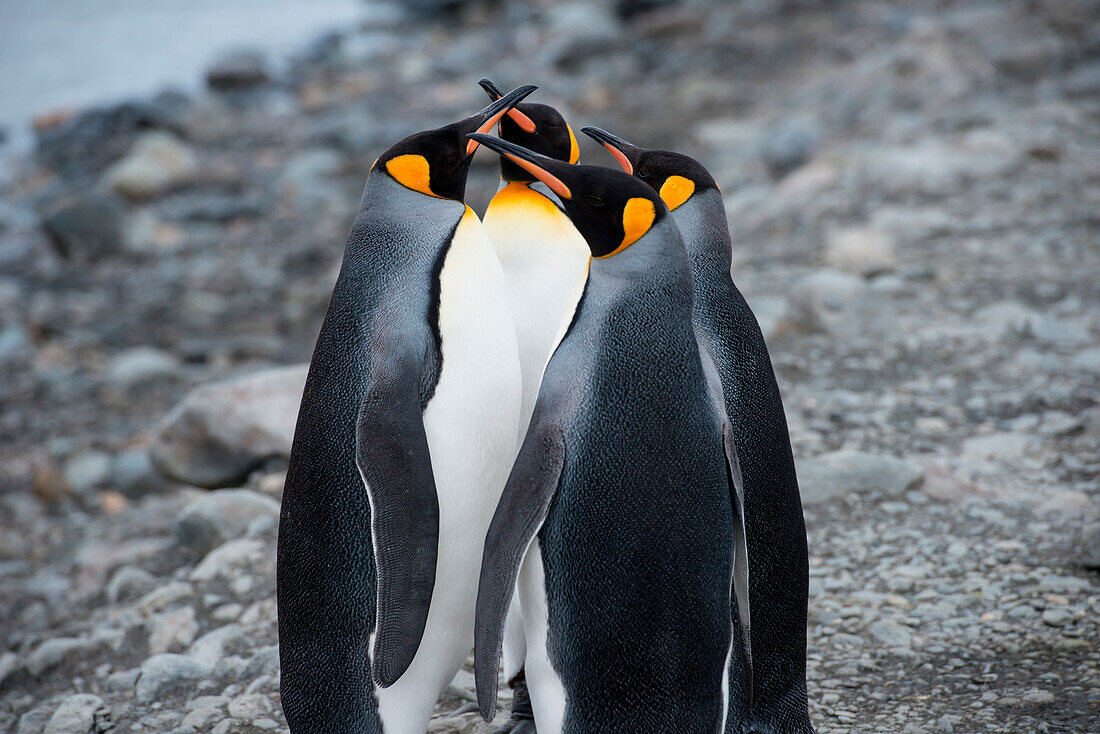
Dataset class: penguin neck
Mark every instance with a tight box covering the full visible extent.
[490,180,566,213]
[588,218,693,292]
[341,172,466,272]
[672,188,734,289]
[354,171,466,241]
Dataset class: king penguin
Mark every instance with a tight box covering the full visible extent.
[468,133,754,733]
[478,78,589,435]
[276,85,534,734]
[477,78,590,734]
[583,126,813,734]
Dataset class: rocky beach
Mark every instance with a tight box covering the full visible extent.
[1,0,1098,732]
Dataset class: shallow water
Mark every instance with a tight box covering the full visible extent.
[0,0,365,152]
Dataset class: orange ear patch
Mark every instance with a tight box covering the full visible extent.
[597,196,656,259]
[567,124,581,165]
[658,175,695,210]
[385,154,438,197]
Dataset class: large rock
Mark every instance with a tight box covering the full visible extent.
[135,654,214,702]
[189,538,265,582]
[859,132,1022,195]
[42,194,133,263]
[761,118,820,177]
[205,49,270,91]
[176,489,280,555]
[35,99,185,176]
[825,226,897,277]
[106,347,181,390]
[103,131,198,200]
[43,694,107,734]
[150,364,308,488]
[1078,523,1100,570]
[797,451,924,505]
[781,269,898,338]
[26,637,94,676]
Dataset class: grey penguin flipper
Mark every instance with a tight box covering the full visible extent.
[474,425,566,723]
[354,337,440,689]
[723,422,754,712]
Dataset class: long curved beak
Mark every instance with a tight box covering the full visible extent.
[581,126,643,175]
[477,77,538,134]
[467,133,573,201]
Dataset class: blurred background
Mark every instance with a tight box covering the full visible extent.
[0,0,1098,732]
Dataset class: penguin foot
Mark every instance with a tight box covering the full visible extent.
[492,668,536,734]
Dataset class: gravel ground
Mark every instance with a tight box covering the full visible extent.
[1,0,1098,732]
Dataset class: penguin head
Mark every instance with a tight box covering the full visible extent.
[372,84,536,201]
[582,127,717,211]
[478,78,580,183]
[469,133,666,259]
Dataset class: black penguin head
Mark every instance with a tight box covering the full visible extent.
[478,78,580,182]
[372,84,536,201]
[582,126,718,211]
[469,133,666,259]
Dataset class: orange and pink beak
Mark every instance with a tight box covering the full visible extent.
[466,133,574,201]
[478,78,538,133]
[464,84,538,156]
[580,126,643,175]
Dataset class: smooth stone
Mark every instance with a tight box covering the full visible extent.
[240,645,279,681]
[866,619,914,648]
[26,637,93,676]
[150,364,308,488]
[781,269,898,338]
[1041,608,1072,627]
[761,117,820,177]
[206,48,270,90]
[1064,60,1100,96]
[103,131,198,200]
[34,99,184,176]
[227,693,272,719]
[106,347,180,389]
[63,451,112,495]
[43,694,106,734]
[188,624,246,666]
[797,451,924,504]
[0,651,18,688]
[105,565,156,603]
[136,654,214,702]
[961,433,1030,464]
[825,226,897,277]
[176,489,279,555]
[138,581,195,615]
[1070,347,1100,373]
[1078,523,1100,570]
[1022,689,1056,705]
[42,194,133,263]
[111,448,175,499]
[189,539,265,582]
[148,606,199,655]
[105,668,140,692]
[16,706,54,734]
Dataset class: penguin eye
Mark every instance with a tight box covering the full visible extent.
[584,194,605,207]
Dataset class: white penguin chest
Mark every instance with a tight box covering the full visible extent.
[422,207,521,505]
[484,184,589,429]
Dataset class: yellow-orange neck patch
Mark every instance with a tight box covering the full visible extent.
[597,197,656,259]
[490,182,561,215]
[385,154,439,197]
[567,124,581,165]
[658,175,695,210]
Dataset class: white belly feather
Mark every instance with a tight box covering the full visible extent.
[375,206,522,733]
[483,183,590,439]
